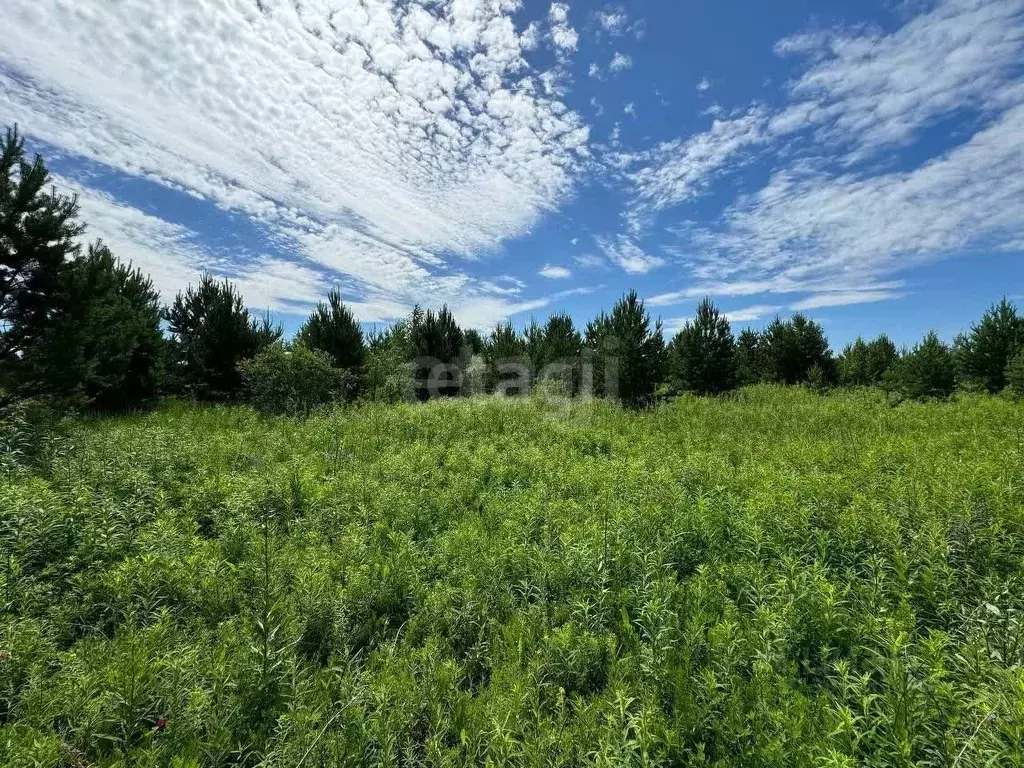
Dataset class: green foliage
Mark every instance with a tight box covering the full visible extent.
[763,313,835,385]
[409,305,464,399]
[734,328,768,386]
[954,298,1024,393]
[364,321,415,403]
[165,274,282,401]
[2,389,1024,765]
[885,331,956,400]
[23,242,164,411]
[0,125,86,376]
[587,291,666,406]
[668,298,736,395]
[296,289,365,380]
[1003,347,1024,399]
[485,321,528,395]
[539,313,583,394]
[838,335,898,388]
[239,343,353,415]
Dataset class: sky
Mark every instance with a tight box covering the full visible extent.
[1,0,1022,347]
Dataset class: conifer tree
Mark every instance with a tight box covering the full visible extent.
[839,335,898,387]
[763,313,834,385]
[540,313,582,393]
[0,126,85,377]
[668,298,735,395]
[587,291,665,406]
[25,242,163,410]
[165,274,281,401]
[296,289,365,371]
[885,331,956,400]
[409,305,463,398]
[485,321,527,394]
[954,298,1024,393]
[734,328,767,386]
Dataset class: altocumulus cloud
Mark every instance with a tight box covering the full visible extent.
[0,0,590,327]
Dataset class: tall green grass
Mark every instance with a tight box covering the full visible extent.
[2,387,1023,766]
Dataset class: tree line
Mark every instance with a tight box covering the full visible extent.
[3,126,1023,415]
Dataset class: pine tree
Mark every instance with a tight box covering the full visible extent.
[165,274,281,401]
[839,335,897,387]
[734,328,767,386]
[588,291,666,406]
[954,298,1024,393]
[409,305,463,398]
[485,321,527,395]
[1005,347,1024,399]
[524,319,545,378]
[763,313,834,385]
[668,298,735,395]
[540,313,582,394]
[296,289,365,396]
[25,242,163,410]
[885,331,956,400]
[0,125,86,376]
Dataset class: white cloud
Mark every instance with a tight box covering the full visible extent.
[623,102,636,117]
[598,10,629,35]
[539,264,572,279]
[570,237,579,246]
[595,235,664,274]
[548,3,579,51]
[589,62,603,79]
[696,77,711,92]
[619,0,1024,299]
[790,291,902,310]
[725,305,782,323]
[609,52,633,72]
[574,253,606,269]
[772,0,1024,157]
[0,0,590,326]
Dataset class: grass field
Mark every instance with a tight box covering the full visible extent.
[2,387,1023,767]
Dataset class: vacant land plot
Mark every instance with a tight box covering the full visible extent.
[2,387,1023,766]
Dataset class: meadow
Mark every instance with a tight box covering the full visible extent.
[1,387,1023,767]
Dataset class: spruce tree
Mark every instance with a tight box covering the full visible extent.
[0,126,86,376]
[668,298,735,395]
[296,289,365,395]
[954,298,1024,393]
[165,274,281,401]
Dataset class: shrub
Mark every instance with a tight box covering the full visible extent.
[239,343,352,415]
[668,297,736,395]
[364,321,415,402]
[885,331,956,400]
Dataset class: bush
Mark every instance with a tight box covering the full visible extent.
[239,344,352,415]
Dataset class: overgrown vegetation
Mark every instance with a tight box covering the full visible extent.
[2,388,1023,766]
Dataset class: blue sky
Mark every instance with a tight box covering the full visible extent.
[2,0,1022,347]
